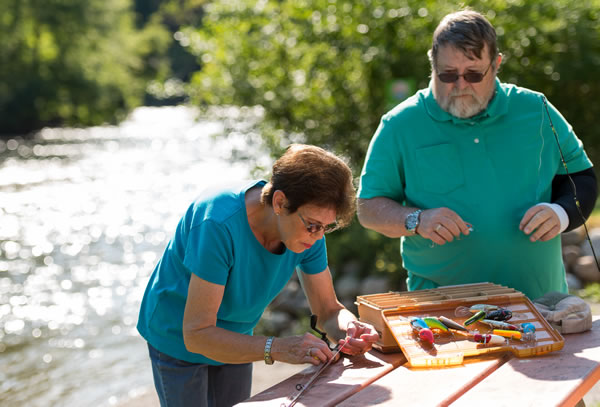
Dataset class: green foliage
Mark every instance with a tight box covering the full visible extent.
[0,0,171,134]
[188,0,600,166]
[187,0,600,281]
[143,0,206,105]
[578,282,600,302]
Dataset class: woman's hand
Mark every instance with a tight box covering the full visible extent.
[338,321,379,356]
[271,333,335,366]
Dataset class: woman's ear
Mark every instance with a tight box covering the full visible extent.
[272,190,287,215]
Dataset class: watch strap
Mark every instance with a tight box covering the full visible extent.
[264,336,274,365]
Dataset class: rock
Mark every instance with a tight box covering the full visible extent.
[261,310,293,333]
[562,227,586,246]
[340,260,361,278]
[360,275,390,295]
[271,279,309,317]
[573,255,600,283]
[562,245,582,271]
[566,272,583,290]
[580,229,600,258]
[335,274,360,300]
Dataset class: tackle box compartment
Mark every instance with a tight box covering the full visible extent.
[356,282,564,367]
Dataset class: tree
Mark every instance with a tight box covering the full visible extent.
[0,0,170,134]
[187,0,600,166]
[185,0,600,283]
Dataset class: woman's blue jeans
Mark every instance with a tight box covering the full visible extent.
[148,343,252,407]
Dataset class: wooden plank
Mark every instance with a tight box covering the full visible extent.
[236,351,405,406]
[337,353,510,406]
[450,317,600,407]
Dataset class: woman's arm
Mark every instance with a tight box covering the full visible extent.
[182,273,332,365]
[299,268,379,355]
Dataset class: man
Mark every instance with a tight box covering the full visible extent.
[357,10,597,300]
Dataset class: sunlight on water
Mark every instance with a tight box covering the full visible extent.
[0,106,270,406]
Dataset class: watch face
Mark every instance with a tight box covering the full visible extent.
[405,210,421,232]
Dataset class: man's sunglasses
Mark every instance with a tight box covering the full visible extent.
[297,212,339,234]
[437,62,493,83]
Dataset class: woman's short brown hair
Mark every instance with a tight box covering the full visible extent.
[261,144,356,229]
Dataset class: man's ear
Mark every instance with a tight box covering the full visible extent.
[495,53,503,71]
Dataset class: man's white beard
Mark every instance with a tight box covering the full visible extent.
[443,88,489,118]
[448,94,485,118]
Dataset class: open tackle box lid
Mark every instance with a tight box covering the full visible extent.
[356,282,564,367]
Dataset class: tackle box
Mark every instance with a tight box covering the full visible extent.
[356,282,564,367]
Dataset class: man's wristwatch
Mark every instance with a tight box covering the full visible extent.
[264,336,274,365]
[405,209,423,234]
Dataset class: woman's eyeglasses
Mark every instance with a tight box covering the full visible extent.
[297,213,338,234]
[436,62,493,83]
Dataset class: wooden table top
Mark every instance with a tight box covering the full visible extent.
[238,317,600,407]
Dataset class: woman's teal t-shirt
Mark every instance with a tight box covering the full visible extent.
[137,180,328,364]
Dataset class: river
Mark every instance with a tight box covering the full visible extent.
[0,105,273,406]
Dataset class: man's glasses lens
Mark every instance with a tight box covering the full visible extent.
[437,62,493,84]
[437,72,485,83]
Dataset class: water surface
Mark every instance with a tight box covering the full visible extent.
[0,106,269,406]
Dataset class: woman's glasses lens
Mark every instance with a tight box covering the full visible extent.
[298,213,338,234]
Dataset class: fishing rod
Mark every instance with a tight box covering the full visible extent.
[281,315,347,407]
[541,95,600,272]
[282,340,347,407]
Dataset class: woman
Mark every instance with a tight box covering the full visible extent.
[137,144,379,406]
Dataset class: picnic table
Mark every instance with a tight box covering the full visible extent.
[238,316,600,406]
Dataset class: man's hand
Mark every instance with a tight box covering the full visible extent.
[519,204,561,242]
[417,207,472,245]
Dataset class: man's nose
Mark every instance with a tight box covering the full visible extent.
[455,75,469,90]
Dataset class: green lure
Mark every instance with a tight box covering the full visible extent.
[423,317,449,332]
[464,310,486,326]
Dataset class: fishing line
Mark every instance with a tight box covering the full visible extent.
[541,95,600,272]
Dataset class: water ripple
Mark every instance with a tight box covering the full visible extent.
[0,105,268,406]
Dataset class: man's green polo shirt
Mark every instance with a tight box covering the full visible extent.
[358,79,592,300]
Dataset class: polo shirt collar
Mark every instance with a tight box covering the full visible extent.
[423,78,508,124]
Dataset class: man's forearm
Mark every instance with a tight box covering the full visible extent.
[357,197,418,238]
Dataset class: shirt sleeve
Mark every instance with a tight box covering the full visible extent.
[358,115,406,202]
[183,220,233,285]
[298,237,328,275]
[545,99,593,174]
[552,167,598,232]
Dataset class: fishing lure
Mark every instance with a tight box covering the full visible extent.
[521,323,536,333]
[409,317,434,344]
[479,319,519,331]
[473,333,506,345]
[494,329,536,342]
[455,304,498,317]
[423,317,449,332]
[464,310,486,326]
[485,309,512,322]
[438,316,468,332]
[493,329,522,340]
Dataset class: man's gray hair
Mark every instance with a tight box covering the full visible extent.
[428,10,499,71]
